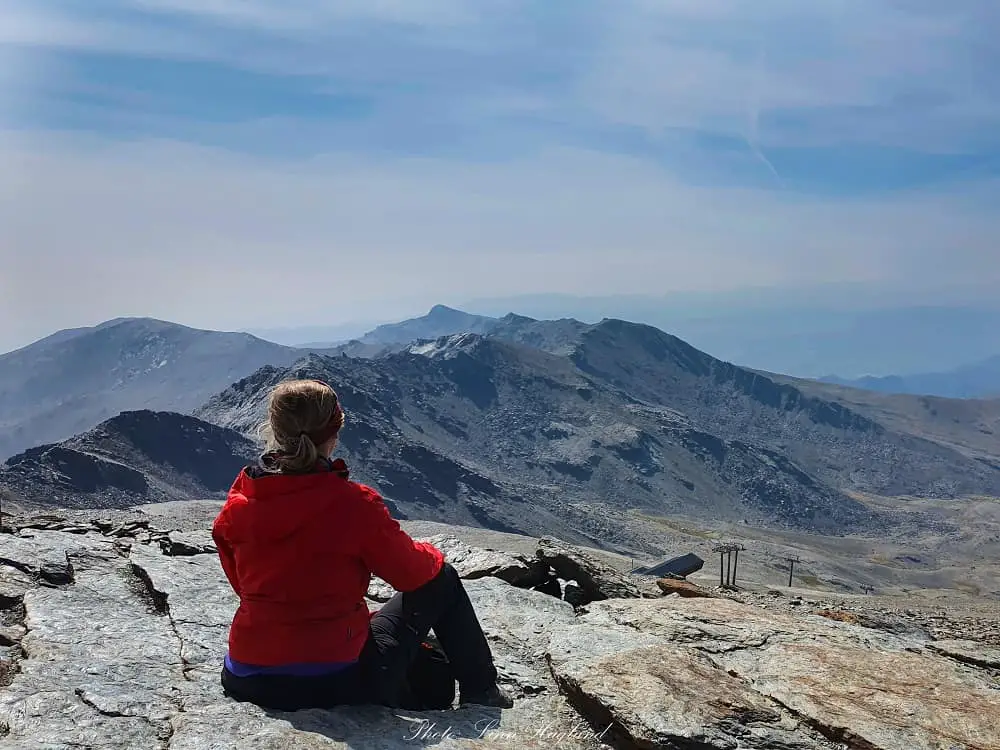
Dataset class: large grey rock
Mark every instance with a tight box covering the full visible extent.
[3,525,999,750]
[465,577,577,697]
[548,596,1000,750]
[550,642,839,749]
[0,531,609,750]
[162,529,218,557]
[721,638,1000,750]
[0,536,180,749]
[536,536,648,604]
[420,534,549,588]
[367,535,551,604]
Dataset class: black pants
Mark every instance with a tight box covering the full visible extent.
[221,563,498,711]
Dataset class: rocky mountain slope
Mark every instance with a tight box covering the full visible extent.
[6,312,1000,554]
[0,318,308,461]
[200,320,1000,534]
[1,515,996,750]
[195,335,887,549]
[0,411,256,511]
[352,309,1000,496]
[537,318,1000,498]
[821,353,1000,399]
[766,373,1000,461]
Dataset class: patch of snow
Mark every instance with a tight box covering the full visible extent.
[410,341,443,356]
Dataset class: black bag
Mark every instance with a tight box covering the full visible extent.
[396,636,456,710]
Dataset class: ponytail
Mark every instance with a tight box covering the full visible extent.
[273,433,321,474]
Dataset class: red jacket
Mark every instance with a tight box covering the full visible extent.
[211,459,444,666]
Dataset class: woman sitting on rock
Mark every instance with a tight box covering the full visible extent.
[211,378,513,711]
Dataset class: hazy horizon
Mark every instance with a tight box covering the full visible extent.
[3,2,999,363]
[6,284,1000,380]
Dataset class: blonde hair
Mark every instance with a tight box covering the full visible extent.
[259,379,344,473]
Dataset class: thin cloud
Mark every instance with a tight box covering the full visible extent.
[2,132,999,350]
[4,0,998,153]
[746,40,782,185]
[0,0,998,351]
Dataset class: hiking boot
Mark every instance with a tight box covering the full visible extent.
[459,684,514,708]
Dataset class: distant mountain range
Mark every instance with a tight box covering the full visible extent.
[0,410,256,510]
[0,318,326,461]
[4,307,999,552]
[239,297,1000,381]
[821,355,1000,399]
[459,293,1000,380]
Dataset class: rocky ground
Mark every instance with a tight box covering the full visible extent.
[721,587,1000,649]
[1,512,998,750]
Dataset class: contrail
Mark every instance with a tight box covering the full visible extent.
[746,40,783,185]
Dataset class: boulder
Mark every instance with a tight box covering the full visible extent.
[421,534,549,588]
[549,638,833,749]
[162,530,218,557]
[535,536,646,604]
[655,578,715,598]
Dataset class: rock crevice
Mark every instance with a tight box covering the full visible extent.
[128,557,197,682]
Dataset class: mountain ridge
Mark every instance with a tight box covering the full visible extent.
[821,354,1000,399]
[5,309,1000,553]
[192,327,1000,543]
[0,317,325,460]
[0,410,257,510]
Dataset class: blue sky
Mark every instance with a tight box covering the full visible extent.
[1,0,999,350]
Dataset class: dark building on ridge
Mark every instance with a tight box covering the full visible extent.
[633,552,704,578]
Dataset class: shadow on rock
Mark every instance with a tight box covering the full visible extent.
[262,704,504,748]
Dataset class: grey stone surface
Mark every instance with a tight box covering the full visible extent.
[548,596,1000,750]
[927,638,1000,670]
[0,528,608,749]
[420,534,550,588]
[2,523,999,750]
[536,536,653,604]
[163,530,218,557]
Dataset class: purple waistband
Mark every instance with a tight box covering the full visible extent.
[224,652,356,678]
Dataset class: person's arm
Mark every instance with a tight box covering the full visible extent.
[356,485,444,591]
[212,509,242,597]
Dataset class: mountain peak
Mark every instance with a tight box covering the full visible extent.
[0,318,301,461]
[427,304,465,316]
[499,312,538,325]
[359,307,498,347]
